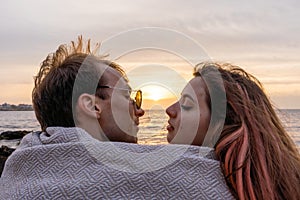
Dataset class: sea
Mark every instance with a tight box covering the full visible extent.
[0,110,299,151]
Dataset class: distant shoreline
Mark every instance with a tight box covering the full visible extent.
[0,110,33,111]
[0,108,299,111]
[0,102,299,111]
[0,103,33,111]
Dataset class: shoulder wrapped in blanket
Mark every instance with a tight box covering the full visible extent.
[0,127,233,199]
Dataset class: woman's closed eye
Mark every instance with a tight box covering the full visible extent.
[180,95,195,110]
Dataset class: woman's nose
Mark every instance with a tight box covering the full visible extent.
[166,102,177,118]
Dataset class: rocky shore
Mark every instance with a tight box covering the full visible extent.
[0,146,16,176]
[0,130,31,176]
[0,130,30,140]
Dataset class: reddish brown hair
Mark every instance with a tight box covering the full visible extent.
[195,63,300,200]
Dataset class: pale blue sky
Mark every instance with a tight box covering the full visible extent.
[0,0,299,108]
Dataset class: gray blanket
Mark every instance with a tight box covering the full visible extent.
[0,127,234,199]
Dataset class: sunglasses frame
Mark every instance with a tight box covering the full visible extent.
[97,85,142,109]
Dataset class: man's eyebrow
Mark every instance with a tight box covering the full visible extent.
[120,86,131,94]
[121,86,131,94]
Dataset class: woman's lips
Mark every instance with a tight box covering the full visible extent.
[166,122,175,143]
[167,121,174,132]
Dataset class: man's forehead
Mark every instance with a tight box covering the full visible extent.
[105,66,122,77]
[104,67,130,89]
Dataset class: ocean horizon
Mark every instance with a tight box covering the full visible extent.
[0,110,299,150]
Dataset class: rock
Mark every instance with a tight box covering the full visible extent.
[0,145,16,177]
[0,155,6,177]
[0,145,15,156]
[0,130,31,140]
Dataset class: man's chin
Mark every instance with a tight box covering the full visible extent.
[123,135,137,143]
[130,136,138,144]
[124,130,138,143]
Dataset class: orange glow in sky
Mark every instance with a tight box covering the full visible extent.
[1,1,300,109]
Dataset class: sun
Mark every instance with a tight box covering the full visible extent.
[141,85,171,101]
[149,93,161,101]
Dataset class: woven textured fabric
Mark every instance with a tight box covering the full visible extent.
[0,127,234,199]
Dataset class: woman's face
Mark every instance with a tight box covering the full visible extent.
[166,77,211,146]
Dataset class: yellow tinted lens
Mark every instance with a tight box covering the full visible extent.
[135,90,142,109]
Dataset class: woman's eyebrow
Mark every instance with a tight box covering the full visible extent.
[181,93,195,102]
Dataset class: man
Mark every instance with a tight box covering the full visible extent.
[0,37,233,199]
[31,36,144,143]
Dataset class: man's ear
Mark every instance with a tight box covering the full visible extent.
[94,102,102,119]
[77,93,101,119]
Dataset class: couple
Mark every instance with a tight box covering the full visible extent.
[1,37,300,199]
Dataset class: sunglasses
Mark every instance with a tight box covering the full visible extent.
[97,85,142,109]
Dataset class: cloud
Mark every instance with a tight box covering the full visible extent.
[0,0,299,107]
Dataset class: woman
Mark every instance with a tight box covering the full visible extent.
[166,62,300,200]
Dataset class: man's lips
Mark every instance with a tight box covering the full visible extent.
[134,118,139,126]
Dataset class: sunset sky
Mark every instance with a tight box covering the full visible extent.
[0,0,300,109]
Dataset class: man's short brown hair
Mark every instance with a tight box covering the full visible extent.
[32,36,127,131]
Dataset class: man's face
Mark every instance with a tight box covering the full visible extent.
[97,68,143,143]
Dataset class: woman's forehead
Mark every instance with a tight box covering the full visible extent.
[183,77,207,96]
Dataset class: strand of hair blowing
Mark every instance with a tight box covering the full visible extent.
[240,86,274,199]
[215,84,274,200]
[215,77,300,200]
[218,85,274,199]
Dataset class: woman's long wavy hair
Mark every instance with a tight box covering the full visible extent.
[194,63,300,200]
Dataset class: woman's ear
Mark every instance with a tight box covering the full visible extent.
[77,93,101,119]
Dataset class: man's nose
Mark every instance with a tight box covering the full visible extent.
[135,107,145,117]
